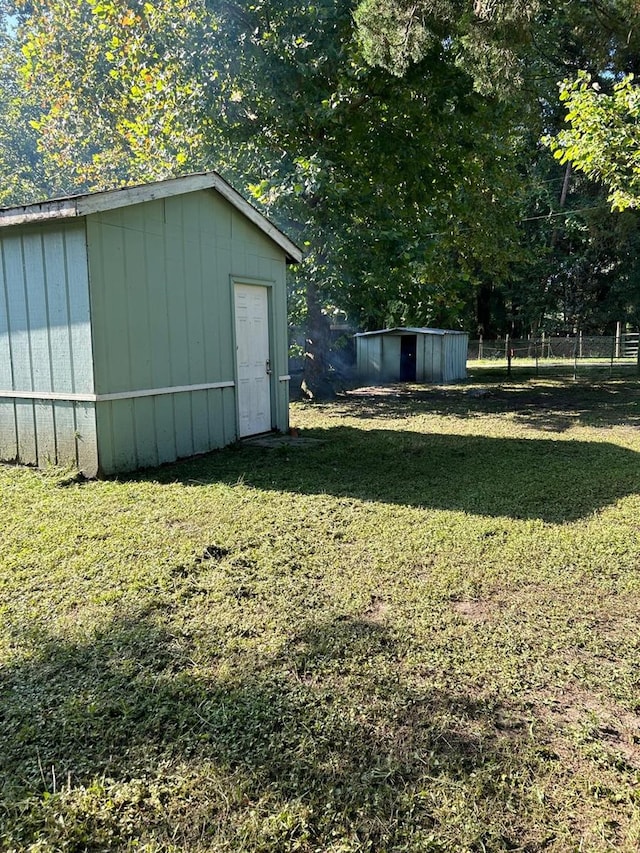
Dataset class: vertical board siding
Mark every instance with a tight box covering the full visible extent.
[132,397,158,469]
[222,386,237,446]
[192,393,210,455]
[443,335,452,383]
[173,393,195,461]
[419,335,428,381]
[96,387,236,474]
[0,222,97,471]
[87,188,289,473]
[55,401,80,466]
[0,401,17,460]
[357,336,383,381]
[15,401,37,464]
[0,262,14,392]
[154,396,177,465]
[65,225,95,394]
[34,399,56,463]
[0,398,98,475]
[3,237,31,392]
[434,336,442,381]
[75,403,99,475]
[382,336,400,381]
[110,400,137,473]
[123,208,152,391]
[22,232,49,391]
[449,333,468,382]
[437,336,444,381]
[164,203,192,388]
[45,230,75,393]
[146,228,171,389]
[213,249,234,381]
[184,207,206,387]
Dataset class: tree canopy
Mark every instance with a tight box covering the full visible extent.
[1,0,640,365]
[549,73,640,212]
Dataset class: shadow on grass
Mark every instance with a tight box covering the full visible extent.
[1,610,538,851]
[150,426,640,523]
[336,377,640,432]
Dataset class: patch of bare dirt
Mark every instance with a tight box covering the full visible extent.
[363,594,389,623]
[451,597,504,623]
[346,384,406,397]
[344,384,455,403]
[449,586,640,767]
[537,685,640,770]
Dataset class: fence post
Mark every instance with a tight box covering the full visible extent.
[479,333,483,360]
[535,337,539,376]
[579,330,583,359]
[611,333,615,377]
[573,337,578,381]
[616,321,622,359]
[506,333,511,378]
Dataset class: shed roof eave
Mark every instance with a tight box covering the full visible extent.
[0,172,303,264]
[354,327,468,338]
[0,198,80,227]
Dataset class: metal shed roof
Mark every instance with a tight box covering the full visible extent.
[354,327,468,337]
[0,171,303,264]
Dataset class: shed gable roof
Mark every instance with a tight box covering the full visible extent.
[0,171,303,263]
[354,327,468,337]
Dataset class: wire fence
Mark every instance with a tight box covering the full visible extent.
[468,334,640,378]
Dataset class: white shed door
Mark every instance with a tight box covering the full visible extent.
[234,283,271,437]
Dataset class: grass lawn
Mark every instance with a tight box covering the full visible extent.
[2,369,640,852]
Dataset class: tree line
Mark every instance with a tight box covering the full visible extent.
[1,0,639,391]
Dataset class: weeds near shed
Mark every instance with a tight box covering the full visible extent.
[1,372,640,851]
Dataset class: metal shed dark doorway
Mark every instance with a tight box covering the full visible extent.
[355,327,469,384]
[400,335,417,381]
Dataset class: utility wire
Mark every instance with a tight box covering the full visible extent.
[519,204,607,222]
[422,204,608,240]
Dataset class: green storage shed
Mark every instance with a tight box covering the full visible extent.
[0,172,302,476]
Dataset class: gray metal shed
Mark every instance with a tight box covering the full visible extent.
[0,172,302,476]
[355,327,468,384]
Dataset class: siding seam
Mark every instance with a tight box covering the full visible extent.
[62,229,76,394]
[0,380,236,402]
